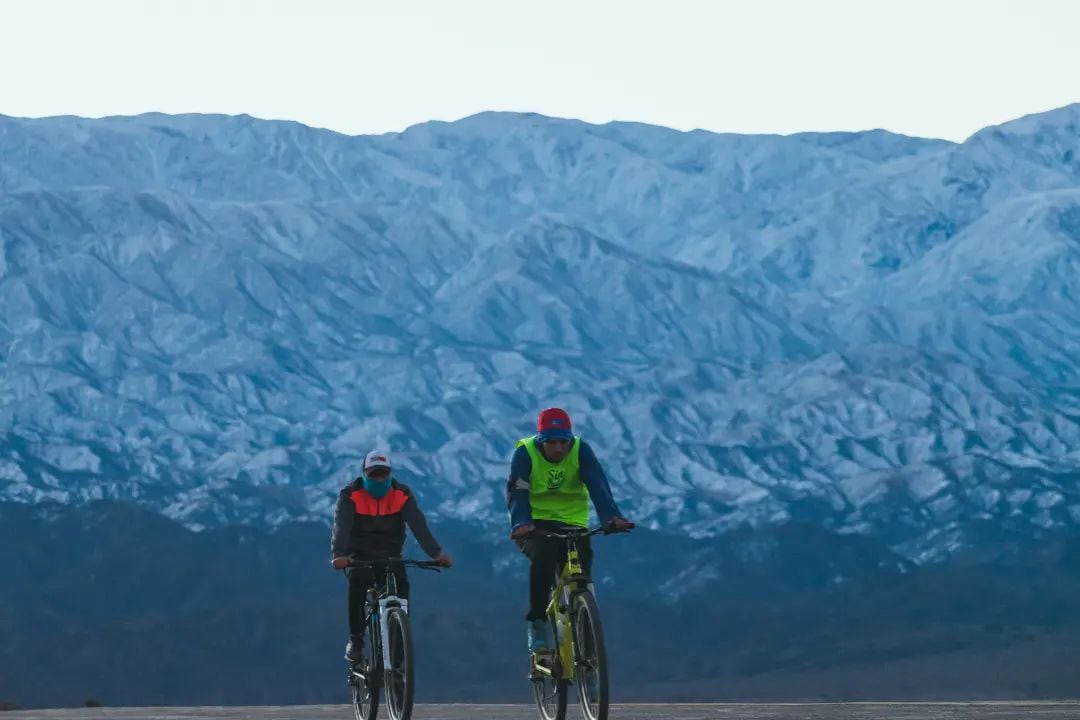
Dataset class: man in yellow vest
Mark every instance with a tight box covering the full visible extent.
[507,407,634,652]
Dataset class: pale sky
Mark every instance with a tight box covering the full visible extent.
[1,0,1078,142]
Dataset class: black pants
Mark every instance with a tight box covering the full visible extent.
[516,521,594,621]
[345,564,410,637]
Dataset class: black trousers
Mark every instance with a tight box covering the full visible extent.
[516,521,594,621]
[345,564,410,637]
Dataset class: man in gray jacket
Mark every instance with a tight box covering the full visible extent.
[331,450,452,661]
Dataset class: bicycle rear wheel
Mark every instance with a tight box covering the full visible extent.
[572,591,609,720]
[531,675,568,720]
[350,612,381,720]
[531,611,568,720]
[384,608,415,720]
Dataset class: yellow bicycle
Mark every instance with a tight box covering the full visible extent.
[529,527,627,720]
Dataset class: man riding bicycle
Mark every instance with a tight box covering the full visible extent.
[507,408,634,652]
[331,449,453,662]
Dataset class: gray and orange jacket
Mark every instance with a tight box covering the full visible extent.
[331,477,442,561]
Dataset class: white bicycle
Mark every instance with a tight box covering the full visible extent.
[345,559,444,720]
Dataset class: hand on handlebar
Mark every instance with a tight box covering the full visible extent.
[511,523,536,540]
[605,518,635,533]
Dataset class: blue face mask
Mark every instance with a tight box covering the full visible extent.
[363,475,392,499]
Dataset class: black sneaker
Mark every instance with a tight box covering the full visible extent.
[345,636,364,663]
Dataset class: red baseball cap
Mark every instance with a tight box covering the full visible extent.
[537,407,573,441]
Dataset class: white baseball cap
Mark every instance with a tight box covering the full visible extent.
[363,450,392,472]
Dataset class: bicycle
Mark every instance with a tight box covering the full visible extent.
[528,527,628,720]
[345,558,444,720]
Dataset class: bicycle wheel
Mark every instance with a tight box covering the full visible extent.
[350,613,381,720]
[572,591,609,720]
[531,612,568,720]
[384,608,414,720]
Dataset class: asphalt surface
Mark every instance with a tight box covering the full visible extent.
[6,704,1080,720]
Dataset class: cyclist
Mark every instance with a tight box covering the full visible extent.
[331,449,453,662]
[506,408,634,652]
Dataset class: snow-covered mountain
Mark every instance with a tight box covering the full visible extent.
[3,106,1080,562]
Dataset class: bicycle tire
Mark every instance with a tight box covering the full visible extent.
[384,608,415,720]
[572,591,609,720]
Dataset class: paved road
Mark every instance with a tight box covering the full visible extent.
[6,704,1080,720]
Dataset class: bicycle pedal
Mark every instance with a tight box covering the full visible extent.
[528,653,549,680]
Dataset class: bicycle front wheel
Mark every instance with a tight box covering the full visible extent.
[572,591,609,720]
[384,608,415,720]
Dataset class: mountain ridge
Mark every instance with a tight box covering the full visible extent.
[3,105,1080,562]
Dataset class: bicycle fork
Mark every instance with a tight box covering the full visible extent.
[379,595,408,670]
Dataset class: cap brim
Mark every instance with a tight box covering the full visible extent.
[537,430,574,441]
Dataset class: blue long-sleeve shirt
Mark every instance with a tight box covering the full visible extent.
[506,437,623,529]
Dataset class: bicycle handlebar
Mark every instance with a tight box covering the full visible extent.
[533,526,632,540]
[346,558,446,572]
